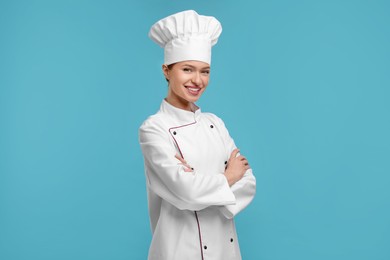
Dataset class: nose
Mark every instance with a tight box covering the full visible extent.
[192,72,202,85]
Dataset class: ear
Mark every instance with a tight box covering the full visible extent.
[162,64,169,81]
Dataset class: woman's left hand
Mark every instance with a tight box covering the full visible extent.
[175,154,194,172]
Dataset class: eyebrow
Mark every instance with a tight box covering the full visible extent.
[181,64,210,70]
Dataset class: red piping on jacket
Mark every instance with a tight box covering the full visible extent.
[194,211,204,260]
[168,120,205,260]
[168,121,197,158]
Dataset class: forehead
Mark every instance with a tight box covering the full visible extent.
[174,60,210,69]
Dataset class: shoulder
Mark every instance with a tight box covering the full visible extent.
[139,112,167,134]
[139,115,172,144]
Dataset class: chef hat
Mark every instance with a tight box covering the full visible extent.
[148,10,222,65]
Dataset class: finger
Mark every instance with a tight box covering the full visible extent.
[236,155,246,161]
[179,162,193,172]
[229,148,240,160]
[175,154,194,172]
[183,167,194,172]
[182,162,194,172]
[175,154,187,164]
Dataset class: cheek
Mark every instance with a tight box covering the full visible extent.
[173,73,190,85]
[170,75,183,86]
[202,77,210,86]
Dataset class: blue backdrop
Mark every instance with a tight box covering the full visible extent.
[1,1,389,259]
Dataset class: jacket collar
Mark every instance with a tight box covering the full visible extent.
[160,99,201,124]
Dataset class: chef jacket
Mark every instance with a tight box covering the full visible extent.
[139,100,256,260]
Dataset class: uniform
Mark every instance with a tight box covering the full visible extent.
[139,100,256,259]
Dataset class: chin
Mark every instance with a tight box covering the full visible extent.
[186,92,204,102]
[186,96,201,103]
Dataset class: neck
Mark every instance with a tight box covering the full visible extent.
[165,95,195,112]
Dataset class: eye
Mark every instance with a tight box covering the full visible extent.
[201,70,210,76]
[183,68,192,73]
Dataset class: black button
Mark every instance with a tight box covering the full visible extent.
[191,167,194,170]
[204,245,207,250]
[224,161,227,165]
[230,238,234,242]
[210,125,214,128]
[173,131,176,135]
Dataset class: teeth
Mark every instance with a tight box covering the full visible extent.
[188,88,199,92]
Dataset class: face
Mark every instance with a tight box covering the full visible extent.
[163,60,210,111]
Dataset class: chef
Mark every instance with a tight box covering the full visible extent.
[139,10,256,260]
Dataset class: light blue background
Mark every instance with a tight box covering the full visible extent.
[1,0,389,259]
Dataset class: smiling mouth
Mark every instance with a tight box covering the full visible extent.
[185,86,201,96]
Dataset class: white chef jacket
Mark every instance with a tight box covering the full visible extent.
[139,100,256,260]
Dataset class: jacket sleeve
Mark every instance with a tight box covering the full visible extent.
[139,119,236,211]
[214,116,257,219]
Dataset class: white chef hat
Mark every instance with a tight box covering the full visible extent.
[148,10,222,65]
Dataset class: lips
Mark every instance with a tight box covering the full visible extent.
[185,86,201,96]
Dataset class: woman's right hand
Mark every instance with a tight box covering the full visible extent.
[224,148,250,186]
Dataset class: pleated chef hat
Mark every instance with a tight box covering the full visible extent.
[148,10,222,65]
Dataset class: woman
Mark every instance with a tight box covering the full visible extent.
[139,10,256,260]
